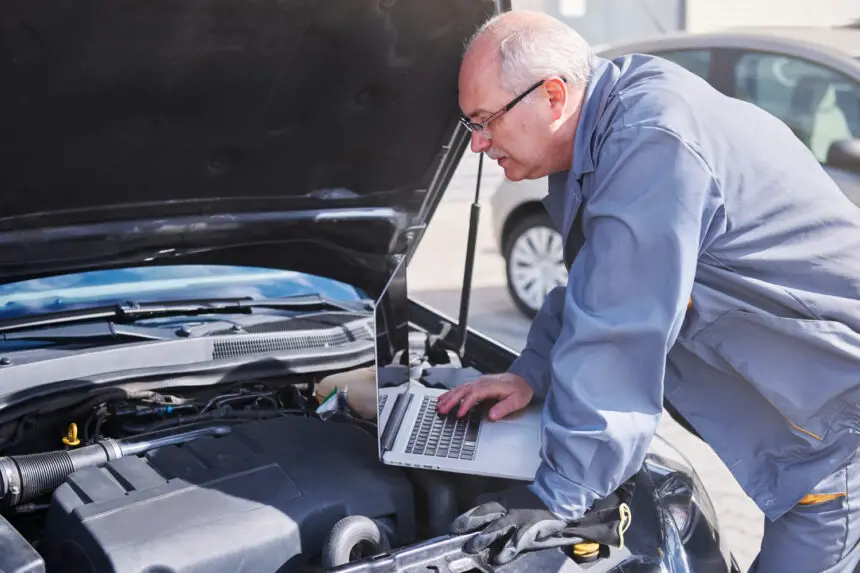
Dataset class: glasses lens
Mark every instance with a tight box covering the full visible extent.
[459,117,491,140]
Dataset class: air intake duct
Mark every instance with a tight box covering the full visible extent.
[0,425,230,506]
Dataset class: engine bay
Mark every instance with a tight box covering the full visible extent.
[0,337,508,573]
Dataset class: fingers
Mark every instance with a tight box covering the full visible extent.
[437,374,532,419]
[456,383,502,417]
[437,377,499,417]
[436,385,468,415]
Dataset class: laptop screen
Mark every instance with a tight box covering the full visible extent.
[372,256,416,461]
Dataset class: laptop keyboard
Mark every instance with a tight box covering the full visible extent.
[405,396,480,460]
[378,394,388,415]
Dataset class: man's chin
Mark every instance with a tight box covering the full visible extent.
[503,163,548,182]
[501,164,531,182]
[497,158,520,181]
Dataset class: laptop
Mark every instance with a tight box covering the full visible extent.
[373,321,544,481]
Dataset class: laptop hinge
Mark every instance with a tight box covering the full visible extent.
[381,392,413,453]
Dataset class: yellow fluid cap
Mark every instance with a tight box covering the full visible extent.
[62,422,81,446]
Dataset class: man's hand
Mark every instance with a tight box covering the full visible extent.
[436,373,533,421]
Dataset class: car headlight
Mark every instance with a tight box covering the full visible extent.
[645,434,719,543]
[645,434,740,572]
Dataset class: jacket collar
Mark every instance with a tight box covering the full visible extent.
[570,55,619,179]
[543,57,620,248]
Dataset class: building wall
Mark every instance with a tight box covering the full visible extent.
[511,0,859,47]
[512,0,684,45]
[685,0,859,32]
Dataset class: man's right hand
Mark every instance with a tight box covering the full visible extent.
[436,373,534,421]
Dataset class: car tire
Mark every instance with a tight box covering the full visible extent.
[503,211,567,319]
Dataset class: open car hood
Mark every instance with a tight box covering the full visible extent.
[0,0,500,299]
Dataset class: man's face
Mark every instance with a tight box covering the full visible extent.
[458,43,563,181]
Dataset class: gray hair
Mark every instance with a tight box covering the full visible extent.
[469,11,594,94]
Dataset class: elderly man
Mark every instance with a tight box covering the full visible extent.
[436,10,860,573]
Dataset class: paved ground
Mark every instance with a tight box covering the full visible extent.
[407,151,765,571]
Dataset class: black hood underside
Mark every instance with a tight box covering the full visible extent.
[0,0,500,295]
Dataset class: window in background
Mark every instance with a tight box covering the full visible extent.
[653,49,712,80]
[733,52,860,164]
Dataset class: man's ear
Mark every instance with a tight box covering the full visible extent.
[544,77,568,121]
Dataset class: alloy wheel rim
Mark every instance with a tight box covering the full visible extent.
[509,225,566,312]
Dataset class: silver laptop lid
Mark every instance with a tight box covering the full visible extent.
[371,256,413,460]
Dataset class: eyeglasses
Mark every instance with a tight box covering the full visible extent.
[458,77,566,137]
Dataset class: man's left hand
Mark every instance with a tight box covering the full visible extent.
[451,483,633,565]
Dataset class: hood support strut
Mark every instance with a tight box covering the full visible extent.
[454,153,483,358]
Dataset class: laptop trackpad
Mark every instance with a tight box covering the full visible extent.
[483,420,540,449]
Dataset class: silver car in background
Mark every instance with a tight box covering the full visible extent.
[491,26,860,317]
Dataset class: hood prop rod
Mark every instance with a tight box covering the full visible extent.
[455,152,483,358]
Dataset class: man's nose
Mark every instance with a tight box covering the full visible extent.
[470,131,492,153]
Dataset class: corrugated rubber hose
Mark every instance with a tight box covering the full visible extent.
[0,425,230,506]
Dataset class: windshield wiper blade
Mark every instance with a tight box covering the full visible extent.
[1,321,175,343]
[0,295,371,334]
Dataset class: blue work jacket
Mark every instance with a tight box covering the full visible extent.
[508,54,860,523]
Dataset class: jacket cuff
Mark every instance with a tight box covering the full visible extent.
[528,464,599,523]
[507,349,550,398]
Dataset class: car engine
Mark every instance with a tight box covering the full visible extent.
[40,415,414,573]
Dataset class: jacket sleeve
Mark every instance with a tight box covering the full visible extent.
[507,285,566,399]
[529,126,725,522]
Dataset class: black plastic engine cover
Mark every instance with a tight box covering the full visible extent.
[42,416,415,573]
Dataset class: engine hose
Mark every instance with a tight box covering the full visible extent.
[121,407,297,434]
[117,424,230,456]
[0,425,230,506]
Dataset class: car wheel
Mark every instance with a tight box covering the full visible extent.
[503,212,567,319]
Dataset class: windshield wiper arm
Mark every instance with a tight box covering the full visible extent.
[0,295,371,334]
